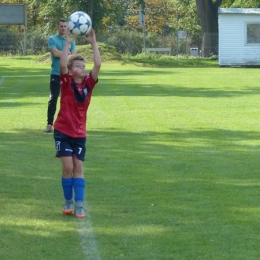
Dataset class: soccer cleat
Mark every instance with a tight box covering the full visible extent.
[74,201,86,218]
[62,200,74,215]
[44,124,53,133]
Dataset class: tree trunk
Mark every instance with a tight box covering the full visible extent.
[196,0,222,57]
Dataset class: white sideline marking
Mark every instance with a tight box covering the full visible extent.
[77,200,101,260]
[0,77,5,86]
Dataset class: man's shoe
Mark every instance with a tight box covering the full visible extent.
[63,200,74,215]
[45,125,53,133]
[75,201,86,218]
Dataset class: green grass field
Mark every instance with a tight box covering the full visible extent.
[1,55,260,260]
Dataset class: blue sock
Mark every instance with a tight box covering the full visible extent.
[61,177,73,200]
[73,178,86,202]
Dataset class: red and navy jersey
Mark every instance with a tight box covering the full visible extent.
[54,73,97,138]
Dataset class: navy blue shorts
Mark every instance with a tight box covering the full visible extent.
[54,129,86,161]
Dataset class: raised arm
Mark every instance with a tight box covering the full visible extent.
[60,32,74,75]
[85,29,101,81]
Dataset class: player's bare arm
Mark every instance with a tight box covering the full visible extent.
[85,29,101,81]
[60,33,74,75]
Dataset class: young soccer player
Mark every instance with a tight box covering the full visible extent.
[53,28,101,218]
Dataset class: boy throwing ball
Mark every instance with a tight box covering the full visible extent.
[53,28,101,218]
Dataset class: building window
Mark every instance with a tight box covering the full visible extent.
[247,23,260,43]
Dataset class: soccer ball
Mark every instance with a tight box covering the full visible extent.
[68,11,92,35]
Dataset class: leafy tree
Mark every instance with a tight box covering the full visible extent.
[230,0,260,7]
[174,0,201,50]
[27,0,105,34]
[3,0,260,55]
[126,0,175,34]
[100,0,132,29]
[221,0,260,7]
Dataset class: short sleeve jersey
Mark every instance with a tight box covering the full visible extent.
[54,73,97,138]
[48,34,76,75]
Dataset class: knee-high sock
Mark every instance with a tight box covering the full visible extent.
[73,178,86,202]
[61,177,73,200]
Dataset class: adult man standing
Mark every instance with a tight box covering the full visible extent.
[45,19,76,133]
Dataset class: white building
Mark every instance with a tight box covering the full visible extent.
[218,8,260,66]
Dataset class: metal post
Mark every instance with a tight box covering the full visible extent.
[143,24,146,53]
[186,32,188,55]
[23,4,27,55]
[176,31,179,57]
[139,9,145,53]
[128,28,131,58]
[176,7,178,57]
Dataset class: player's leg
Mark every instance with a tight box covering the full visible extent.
[73,158,86,218]
[54,129,74,214]
[60,156,74,214]
[72,138,86,218]
[45,75,60,132]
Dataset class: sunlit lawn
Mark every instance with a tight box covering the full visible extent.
[1,56,260,259]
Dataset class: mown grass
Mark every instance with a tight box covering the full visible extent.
[124,52,219,68]
[1,55,260,260]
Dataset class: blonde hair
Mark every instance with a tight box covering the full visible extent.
[67,54,85,70]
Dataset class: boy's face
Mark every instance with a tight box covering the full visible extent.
[69,60,87,78]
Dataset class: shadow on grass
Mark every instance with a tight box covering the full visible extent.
[1,64,260,109]
[0,74,49,103]
[1,127,259,258]
[98,69,260,97]
[98,81,260,98]
[2,67,49,76]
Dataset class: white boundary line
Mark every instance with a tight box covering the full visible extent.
[0,77,5,86]
[77,200,101,260]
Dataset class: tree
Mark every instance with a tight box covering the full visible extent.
[196,0,222,56]
[34,0,105,34]
[174,0,201,51]
[126,0,176,34]
[229,0,260,7]
[100,0,132,29]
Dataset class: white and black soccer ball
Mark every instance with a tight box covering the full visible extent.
[68,11,92,35]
